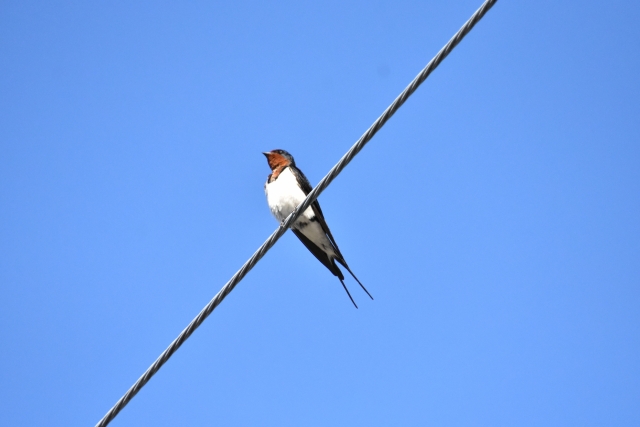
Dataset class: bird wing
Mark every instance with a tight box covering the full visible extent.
[291,229,344,280]
[290,166,344,259]
[290,166,373,302]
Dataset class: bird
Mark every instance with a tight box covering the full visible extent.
[262,149,373,308]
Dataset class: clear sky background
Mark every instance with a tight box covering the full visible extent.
[1,1,639,426]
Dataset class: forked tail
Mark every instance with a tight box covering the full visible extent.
[336,259,374,301]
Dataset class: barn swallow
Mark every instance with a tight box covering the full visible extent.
[263,149,373,308]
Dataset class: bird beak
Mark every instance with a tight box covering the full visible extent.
[262,152,271,157]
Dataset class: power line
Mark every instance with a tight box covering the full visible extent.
[95,1,498,425]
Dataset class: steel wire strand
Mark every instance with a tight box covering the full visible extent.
[95,1,497,425]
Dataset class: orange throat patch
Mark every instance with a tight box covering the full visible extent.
[266,153,290,182]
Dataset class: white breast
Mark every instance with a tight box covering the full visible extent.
[264,167,337,257]
[264,167,315,222]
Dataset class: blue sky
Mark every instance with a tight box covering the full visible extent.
[1,1,639,426]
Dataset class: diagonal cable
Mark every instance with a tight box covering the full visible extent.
[95,1,497,425]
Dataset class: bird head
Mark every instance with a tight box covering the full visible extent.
[262,149,295,171]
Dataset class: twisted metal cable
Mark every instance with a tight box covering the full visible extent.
[95,1,497,425]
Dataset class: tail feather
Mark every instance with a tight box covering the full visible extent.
[290,228,371,307]
[336,259,374,300]
[338,277,358,308]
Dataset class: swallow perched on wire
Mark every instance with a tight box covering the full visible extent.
[263,149,373,308]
